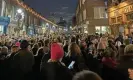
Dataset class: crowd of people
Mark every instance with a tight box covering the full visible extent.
[0,33,133,80]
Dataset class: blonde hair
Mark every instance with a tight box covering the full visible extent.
[1,46,8,53]
[124,44,133,54]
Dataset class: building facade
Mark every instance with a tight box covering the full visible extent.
[76,0,109,34]
[0,0,58,36]
[108,0,133,35]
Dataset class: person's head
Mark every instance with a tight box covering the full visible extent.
[119,44,133,80]
[103,47,115,58]
[43,46,49,54]
[128,68,133,80]
[38,42,42,47]
[44,39,50,47]
[1,46,8,53]
[124,44,133,55]
[73,70,102,80]
[39,40,44,46]
[57,37,62,43]
[71,36,76,43]
[119,45,125,56]
[36,47,44,57]
[20,40,29,49]
[50,43,64,61]
[11,45,19,53]
[68,43,81,56]
[32,43,39,49]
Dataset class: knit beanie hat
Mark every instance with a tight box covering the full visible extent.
[15,42,20,47]
[51,43,64,61]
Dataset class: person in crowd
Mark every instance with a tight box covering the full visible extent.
[63,43,87,74]
[71,36,76,43]
[0,46,9,80]
[39,40,44,47]
[115,34,124,44]
[73,70,102,80]
[0,46,9,60]
[57,37,63,47]
[118,45,125,60]
[118,44,133,79]
[32,43,39,55]
[41,39,50,63]
[63,40,69,54]
[40,42,72,80]
[102,46,117,69]
[7,45,19,61]
[38,42,43,48]
[11,40,34,80]
[124,36,130,45]
[115,38,122,49]
[2,45,19,80]
[33,46,45,77]
[97,36,107,53]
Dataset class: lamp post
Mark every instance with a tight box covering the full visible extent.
[46,23,50,38]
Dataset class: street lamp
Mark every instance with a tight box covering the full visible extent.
[17,9,22,14]
[46,23,49,26]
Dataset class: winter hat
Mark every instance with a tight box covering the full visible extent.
[15,42,20,47]
[51,43,64,61]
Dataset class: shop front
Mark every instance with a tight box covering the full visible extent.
[108,0,133,35]
[8,19,17,35]
[0,16,10,34]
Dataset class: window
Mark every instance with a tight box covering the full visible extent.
[1,0,6,16]
[117,16,122,23]
[95,26,110,34]
[0,25,4,34]
[111,18,116,23]
[126,13,133,21]
[94,7,108,19]
[83,9,86,20]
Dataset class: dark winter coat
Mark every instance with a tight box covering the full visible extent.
[32,48,38,55]
[41,61,73,80]
[11,49,34,80]
[62,54,88,74]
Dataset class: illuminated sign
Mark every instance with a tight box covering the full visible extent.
[124,5,133,13]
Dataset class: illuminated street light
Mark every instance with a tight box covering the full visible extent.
[46,23,49,26]
[17,9,22,13]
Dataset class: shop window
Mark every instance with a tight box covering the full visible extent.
[95,26,101,34]
[117,16,122,23]
[94,7,107,19]
[126,13,133,21]
[0,25,3,34]
[111,18,116,23]
[95,26,110,34]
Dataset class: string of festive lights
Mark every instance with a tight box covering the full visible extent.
[15,0,58,26]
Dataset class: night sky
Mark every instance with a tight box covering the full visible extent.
[23,0,78,22]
